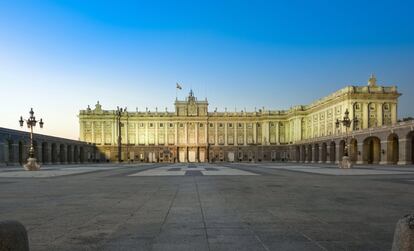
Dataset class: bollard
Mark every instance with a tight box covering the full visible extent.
[0,220,29,251]
[391,214,414,251]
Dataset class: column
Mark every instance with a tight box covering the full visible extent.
[111,122,115,145]
[379,140,388,165]
[397,138,410,165]
[356,142,364,164]
[204,122,208,145]
[275,122,280,144]
[37,144,42,163]
[311,145,317,163]
[155,122,158,145]
[135,123,139,146]
[391,103,398,124]
[377,103,383,127]
[145,122,149,146]
[184,123,188,145]
[175,123,178,145]
[326,144,331,164]
[47,145,52,165]
[215,122,218,146]
[91,121,95,143]
[253,123,257,144]
[243,122,247,146]
[0,141,5,165]
[164,123,168,146]
[195,122,199,145]
[224,123,228,146]
[335,143,341,164]
[234,124,237,145]
[79,121,84,141]
[362,103,369,129]
[318,145,324,163]
[101,122,105,145]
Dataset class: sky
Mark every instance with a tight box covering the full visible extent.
[0,0,413,140]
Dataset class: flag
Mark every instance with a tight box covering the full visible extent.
[176,83,182,90]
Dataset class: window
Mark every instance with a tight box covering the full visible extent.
[140,123,144,128]
[219,123,223,128]
[209,123,214,128]
[159,123,163,128]
[169,123,173,128]
[238,123,243,128]
[228,123,233,128]
[200,123,204,128]
[180,123,184,128]
[149,123,153,128]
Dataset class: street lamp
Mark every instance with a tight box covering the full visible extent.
[335,109,358,168]
[115,106,125,163]
[19,108,44,171]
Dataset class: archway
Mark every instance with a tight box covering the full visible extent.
[321,142,327,162]
[339,140,346,160]
[42,142,48,163]
[307,145,312,162]
[67,145,72,163]
[301,145,306,162]
[363,136,381,164]
[51,143,57,163]
[409,131,414,164]
[387,134,399,164]
[314,144,319,162]
[18,141,24,164]
[7,140,14,163]
[295,146,300,162]
[59,144,65,163]
[349,138,358,163]
[74,146,79,163]
[80,147,85,163]
[330,141,336,163]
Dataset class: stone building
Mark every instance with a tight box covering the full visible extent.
[78,75,414,164]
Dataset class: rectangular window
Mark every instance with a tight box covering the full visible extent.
[200,123,204,128]
[228,123,233,128]
[159,123,163,128]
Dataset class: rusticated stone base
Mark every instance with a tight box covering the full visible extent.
[23,158,40,171]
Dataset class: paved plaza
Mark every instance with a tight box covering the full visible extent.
[1,163,414,250]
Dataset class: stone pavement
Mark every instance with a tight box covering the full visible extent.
[1,163,414,250]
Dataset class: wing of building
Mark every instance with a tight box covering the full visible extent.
[78,75,401,163]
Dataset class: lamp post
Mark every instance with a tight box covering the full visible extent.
[115,107,124,163]
[335,109,358,168]
[19,108,44,171]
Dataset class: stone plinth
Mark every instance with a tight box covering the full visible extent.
[23,158,40,171]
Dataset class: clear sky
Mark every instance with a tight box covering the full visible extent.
[0,0,413,140]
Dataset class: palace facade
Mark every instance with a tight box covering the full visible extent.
[78,75,401,163]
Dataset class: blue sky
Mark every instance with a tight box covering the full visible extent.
[0,0,413,139]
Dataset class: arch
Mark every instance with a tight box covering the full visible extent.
[67,145,72,163]
[18,140,24,164]
[349,138,358,163]
[339,140,346,160]
[51,143,58,163]
[321,142,327,162]
[329,141,336,163]
[73,145,79,163]
[295,146,300,162]
[80,146,85,163]
[6,139,14,163]
[307,144,312,162]
[363,136,381,164]
[387,133,399,164]
[59,144,65,163]
[301,145,306,162]
[409,131,414,164]
[314,143,319,162]
[41,142,48,164]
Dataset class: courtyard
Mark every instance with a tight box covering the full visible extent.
[1,163,414,250]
